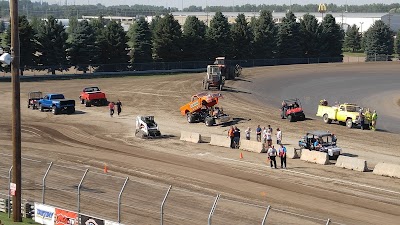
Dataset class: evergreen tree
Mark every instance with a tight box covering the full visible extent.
[206,12,231,59]
[344,25,362,52]
[89,17,106,66]
[36,16,68,74]
[4,16,36,75]
[67,16,79,40]
[277,11,302,58]
[128,17,153,63]
[319,14,344,60]
[231,14,253,60]
[30,17,43,34]
[150,15,161,35]
[153,14,182,62]
[182,16,207,61]
[67,20,96,73]
[395,30,400,59]
[300,14,320,58]
[253,10,278,59]
[0,21,5,32]
[364,20,394,60]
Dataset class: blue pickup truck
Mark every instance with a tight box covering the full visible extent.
[38,94,75,115]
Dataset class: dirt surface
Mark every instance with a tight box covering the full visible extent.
[1,63,400,225]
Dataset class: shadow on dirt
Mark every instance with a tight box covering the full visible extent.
[73,185,105,193]
[234,78,252,83]
[341,153,359,157]
[73,110,86,115]
[222,86,251,94]
[221,117,249,127]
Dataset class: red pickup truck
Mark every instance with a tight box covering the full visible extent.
[79,87,108,107]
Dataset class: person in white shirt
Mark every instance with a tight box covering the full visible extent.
[266,130,272,147]
[276,128,282,145]
[267,145,277,169]
[245,127,251,140]
[262,127,268,143]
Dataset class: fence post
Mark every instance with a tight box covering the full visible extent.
[42,162,53,204]
[117,177,129,223]
[77,169,89,216]
[8,166,12,218]
[160,185,172,225]
[207,194,220,225]
[326,218,331,225]
[260,205,271,225]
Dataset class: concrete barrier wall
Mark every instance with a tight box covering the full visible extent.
[180,131,202,143]
[287,148,300,159]
[239,140,263,153]
[373,163,400,178]
[209,135,231,148]
[300,150,329,165]
[335,156,368,172]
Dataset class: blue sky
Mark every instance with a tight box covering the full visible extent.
[42,1,400,9]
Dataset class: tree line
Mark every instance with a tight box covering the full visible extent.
[0,1,399,19]
[1,11,399,74]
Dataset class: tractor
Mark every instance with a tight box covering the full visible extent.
[203,65,224,91]
[213,57,242,80]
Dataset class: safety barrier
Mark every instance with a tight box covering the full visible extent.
[209,135,231,148]
[300,150,329,165]
[239,139,263,153]
[180,131,202,143]
[335,156,368,172]
[287,148,301,159]
[373,162,400,178]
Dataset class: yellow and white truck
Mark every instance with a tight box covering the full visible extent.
[316,102,371,129]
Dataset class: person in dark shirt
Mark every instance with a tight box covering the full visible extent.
[116,99,122,116]
[233,126,241,148]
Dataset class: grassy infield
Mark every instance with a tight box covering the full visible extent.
[0,212,38,225]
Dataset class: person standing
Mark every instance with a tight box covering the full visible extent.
[262,127,267,143]
[233,126,241,148]
[278,144,287,168]
[228,126,235,149]
[108,101,115,117]
[267,145,277,169]
[266,129,272,147]
[276,128,282,145]
[256,125,262,142]
[267,125,273,135]
[245,127,251,140]
[371,110,378,131]
[359,108,365,130]
[364,108,372,130]
[116,99,122,116]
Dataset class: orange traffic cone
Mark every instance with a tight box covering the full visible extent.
[240,152,243,159]
[104,164,108,173]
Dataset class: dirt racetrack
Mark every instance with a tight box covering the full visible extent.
[1,63,400,225]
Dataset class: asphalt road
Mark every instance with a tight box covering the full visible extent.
[238,63,400,133]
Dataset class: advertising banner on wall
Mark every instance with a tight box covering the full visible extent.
[105,220,125,225]
[80,214,105,225]
[55,208,78,225]
[34,203,55,225]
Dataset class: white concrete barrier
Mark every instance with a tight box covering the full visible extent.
[373,163,400,178]
[180,131,202,143]
[287,148,300,159]
[335,156,368,172]
[209,135,231,148]
[239,139,263,153]
[300,150,329,165]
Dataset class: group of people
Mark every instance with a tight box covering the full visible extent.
[358,108,378,131]
[228,124,287,169]
[108,99,122,117]
[227,126,241,149]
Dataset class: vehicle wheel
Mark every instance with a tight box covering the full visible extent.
[85,100,91,107]
[32,104,36,110]
[52,106,59,115]
[298,113,305,121]
[323,114,332,124]
[186,113,195,123]
[205,117,215,126]
[68,107,75,114]
[330,155,339,160]
[288,114,296,122]
[346,119,353,128]
[205,83,209,90]
[40,105,44,112]
[80,98,84,104]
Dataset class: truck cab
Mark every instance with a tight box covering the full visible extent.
[39,94,75,115]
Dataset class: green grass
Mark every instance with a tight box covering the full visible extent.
[0,212,39,225]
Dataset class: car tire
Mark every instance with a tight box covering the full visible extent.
[80,98,84,104]
[85,100,91,107]
[288,114,296,122]
[205,117,215,126]
[52,106,59,115]
[323,114,332,124]
[186,113,195,123]
[346,118,353,128]
[40,105,44,112]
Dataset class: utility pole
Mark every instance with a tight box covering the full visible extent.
[9,0,22,222]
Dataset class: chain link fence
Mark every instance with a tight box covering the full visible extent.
[0,153,345,225]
